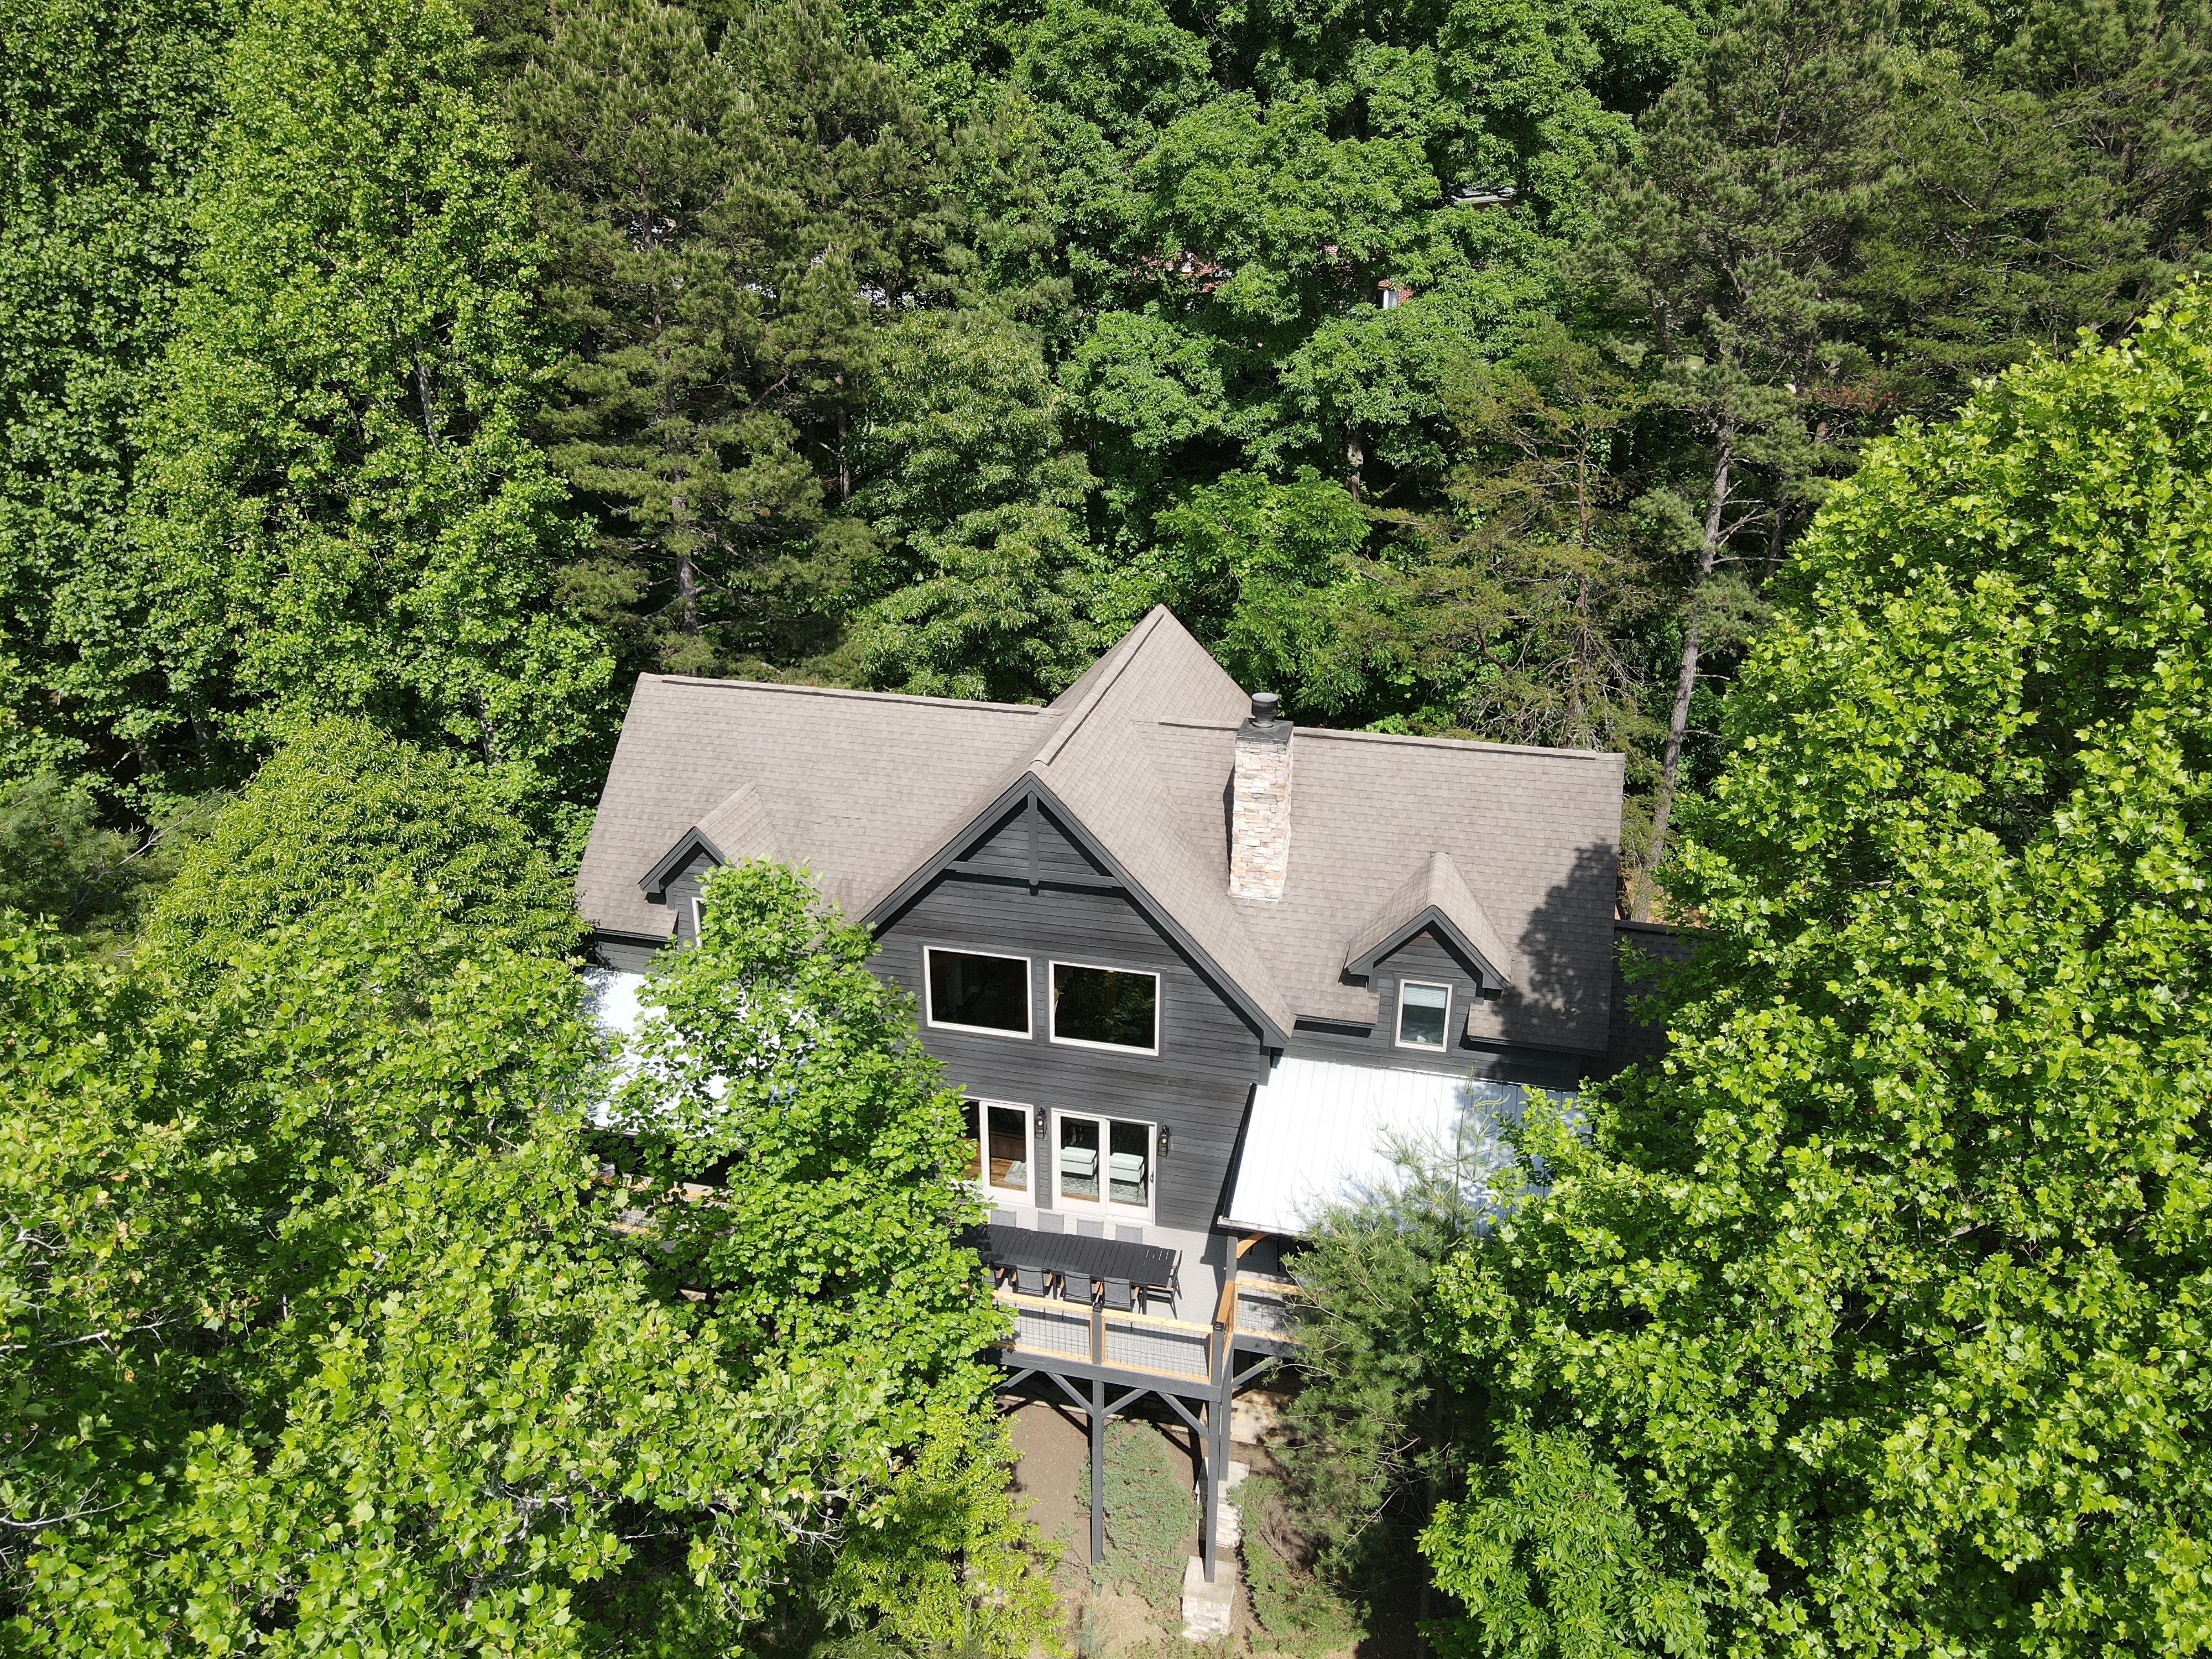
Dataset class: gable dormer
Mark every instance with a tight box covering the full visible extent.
[638,782,784,941]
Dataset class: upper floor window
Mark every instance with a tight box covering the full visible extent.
[927,948,1031,1037]
[1396,980,1451,1050]
[1051,962,1159,1053]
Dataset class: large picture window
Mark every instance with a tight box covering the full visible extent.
[1396,980,1452,1050]
[962,1099,1032,1197]
[926,948,1030,1036]
[1050,962,1159,1052]
[1055,1111,1154,1216]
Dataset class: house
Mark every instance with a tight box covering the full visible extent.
[573,606,1669,1587]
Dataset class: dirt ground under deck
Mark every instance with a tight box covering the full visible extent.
[1003,1396,1364,1658]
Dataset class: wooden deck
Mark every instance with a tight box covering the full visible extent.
[992,1275,1298,1384]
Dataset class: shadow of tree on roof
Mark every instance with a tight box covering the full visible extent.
[1493,840,1620,1067]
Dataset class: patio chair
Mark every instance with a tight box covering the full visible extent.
[1015,1264,1050,1297]
[1099,1276,1135,1313]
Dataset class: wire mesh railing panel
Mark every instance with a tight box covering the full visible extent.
[1102,1314,1212,1378]
[1004,1297,1092,1359]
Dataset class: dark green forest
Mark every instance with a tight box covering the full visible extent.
[7,0,2212,1650]
[9,0,2207,889]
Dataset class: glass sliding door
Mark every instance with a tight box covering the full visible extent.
[1057,1115,1100,1201]
[1107,1120,1151,1208]
[1055,1110,1154,1219]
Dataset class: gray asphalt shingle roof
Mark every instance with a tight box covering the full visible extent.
[574,607,1626,1054]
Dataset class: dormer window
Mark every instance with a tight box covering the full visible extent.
[1396,980,1451,1049]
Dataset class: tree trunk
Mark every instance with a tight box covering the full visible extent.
[836,406,851,503]
[1634,428,1734,920]
[1344,427,1365,499]
[672,491,701,637]
[413,356,439,445]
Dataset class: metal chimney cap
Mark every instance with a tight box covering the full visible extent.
[1238,691,1291,745]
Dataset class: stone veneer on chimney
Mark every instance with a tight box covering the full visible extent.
[1228,692,1292,900]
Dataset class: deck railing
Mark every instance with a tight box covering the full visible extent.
[1230,1277,1301,1343]
[994,1275,1301,1382]
[993,1288,1218,1380]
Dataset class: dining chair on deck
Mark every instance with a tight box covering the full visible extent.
[1015,1264,1049,1298]
[1099,1276,1135,1313]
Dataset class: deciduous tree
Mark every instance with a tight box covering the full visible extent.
[1428,288,2212,1655]
[134,0,614,800]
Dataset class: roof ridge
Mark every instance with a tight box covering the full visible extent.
[1031,606,1168,768]
[1153,716,1613,761]
[649,675,1056,716]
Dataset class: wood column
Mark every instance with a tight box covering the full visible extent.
[1089,1376,1106,1568]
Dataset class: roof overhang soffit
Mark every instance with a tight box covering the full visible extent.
[861,774,1292,1048]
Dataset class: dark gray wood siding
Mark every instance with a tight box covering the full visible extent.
[660,848,719,945]
[953,799,1113,883]
[593,933,665,972]
[1283,929,1594,1092]
[1599,920,1698,1077]
[872,827,1271,1234]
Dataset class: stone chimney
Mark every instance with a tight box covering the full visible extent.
[1229,692,1292,900]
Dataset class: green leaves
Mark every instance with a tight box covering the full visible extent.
[138,716,580,982]
[135,0,613,796]
[1429,289,2212,1654]
[3,840,1048,1652]
[1423,1427,1708,1659]
[615,862,1005,1394]
[606,860,1054,1641]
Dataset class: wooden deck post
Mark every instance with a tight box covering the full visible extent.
[1203,1319,1228,1582]
[1089,1375,1106,1568]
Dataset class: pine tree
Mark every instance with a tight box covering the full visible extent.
[511,0,953,677]
[1579,0,1891,910]
[1859,0,2212,412]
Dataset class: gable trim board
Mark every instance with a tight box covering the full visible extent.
[865,774,1293,1048]
[640,828,731,900]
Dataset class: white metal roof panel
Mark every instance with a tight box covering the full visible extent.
[1220,1057,1520,1236]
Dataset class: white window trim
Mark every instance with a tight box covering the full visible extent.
[924,946,1034,1040]
[1050,1107,1157,1222]
[1395,979,1453,1050]
[688,896,705,943]
[1047,958,1161,1056]
[967,1097,1035,1200]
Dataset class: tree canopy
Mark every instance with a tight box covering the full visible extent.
[1423,286,2212,1655]
[3,853,1047,1654]
[9,0,2212,1646]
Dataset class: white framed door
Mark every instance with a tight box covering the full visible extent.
[961,1098,1035,1202]
[1052,1109,1156,1222]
